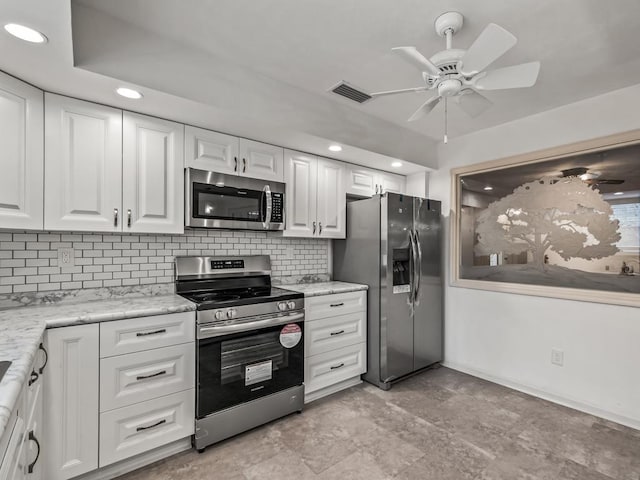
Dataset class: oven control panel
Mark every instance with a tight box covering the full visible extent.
[211,260,244,269]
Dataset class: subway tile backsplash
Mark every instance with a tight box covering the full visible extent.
[0,230,329,295]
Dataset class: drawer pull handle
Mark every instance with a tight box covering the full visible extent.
[38,343,48,374]
[136,419,166,432]
[330,363,345,370]
[330,303,344,308]
[330,330,345,336]
[136,370,167,381]
[27,431,40,474]
[136,329,167,337]
[28,370,39,386]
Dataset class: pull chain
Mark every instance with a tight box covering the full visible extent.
[444,97,449,144]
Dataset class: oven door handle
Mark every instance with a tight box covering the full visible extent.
[198,312,304,339]
[262,185,273,230]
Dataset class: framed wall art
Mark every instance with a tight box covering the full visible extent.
[451,130,640,307]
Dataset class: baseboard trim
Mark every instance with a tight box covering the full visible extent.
[442,362,640,431]
[74,438,192,480]
[304,376,362,404]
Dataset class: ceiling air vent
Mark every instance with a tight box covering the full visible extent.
[330,81,372,104]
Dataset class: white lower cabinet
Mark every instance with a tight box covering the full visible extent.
[99,389,194,467]
[44,313,195,479]
[44,325,100,480]
[304,291,367,403]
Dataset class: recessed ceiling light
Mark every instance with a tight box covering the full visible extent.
[116,87,143,99]
[328,145,342,152]
[483,186,493,191]
[4,23,47,43]
[613,191,624,196]
[391,161,403,168]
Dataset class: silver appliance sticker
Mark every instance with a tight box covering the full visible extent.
[245,360,272,386]
[393,284,411,294]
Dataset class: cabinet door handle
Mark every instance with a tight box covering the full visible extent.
[136,419,166,432]
[27,431,40,474]
[319,222,322,235]
[330,302,344,308]
[28,370,39,386]
[375,184,378,194]
[312,221,316,234]
[330,330,345,336]
[234,156,238,172]
[136,370,167,381]
[38,343,48,374]
[243,158,247,173]
[127,209,132,228]
[330,363,345,370]
[114,208,119,227]
[136,328,167,337]
[380,185,384,194]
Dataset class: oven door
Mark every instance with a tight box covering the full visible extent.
[197,313,304,418]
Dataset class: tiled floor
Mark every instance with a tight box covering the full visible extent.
[117,367,640,480]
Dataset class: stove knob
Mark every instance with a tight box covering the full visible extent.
[214,310,225,321]
[227,309,237,319]
[287,301,296,310]
[278,302,287,311]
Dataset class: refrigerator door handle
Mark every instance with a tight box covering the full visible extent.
[414,229,423,301]
[408,230,417,303]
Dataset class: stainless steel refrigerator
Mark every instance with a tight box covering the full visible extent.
[333,193,442,390]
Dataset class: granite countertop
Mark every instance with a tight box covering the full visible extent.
[281,281,368,297]
[0,294,196,441]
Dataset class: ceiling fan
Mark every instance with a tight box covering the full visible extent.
[560,167,625,186]
[370,12,541,125]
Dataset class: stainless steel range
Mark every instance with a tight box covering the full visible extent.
[175,255,304,452]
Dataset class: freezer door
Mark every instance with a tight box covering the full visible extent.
[413,198,443,370]
[380,193,415,382]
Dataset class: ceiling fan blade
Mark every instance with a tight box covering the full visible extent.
[392,47,441,77]
[408,96,441,122]
[370,86,431,98]
[455,90,493,118]
[459,23,517,76]
[475,62,541,90]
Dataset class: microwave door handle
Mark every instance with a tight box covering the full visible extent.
[263,185,273,230]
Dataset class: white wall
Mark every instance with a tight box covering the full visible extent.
[431,83,640,429]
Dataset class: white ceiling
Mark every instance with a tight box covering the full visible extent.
[3,0,640,172]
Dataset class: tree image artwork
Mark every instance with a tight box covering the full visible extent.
[475,177,621,269]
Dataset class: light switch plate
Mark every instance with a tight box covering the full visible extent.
[551,349,564,366]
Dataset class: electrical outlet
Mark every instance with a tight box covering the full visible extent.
[57,248,75,268]
[551,349,564,366]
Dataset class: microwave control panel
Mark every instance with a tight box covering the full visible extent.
[271,193,284,223]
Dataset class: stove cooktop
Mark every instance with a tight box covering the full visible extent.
[178,286,303,310]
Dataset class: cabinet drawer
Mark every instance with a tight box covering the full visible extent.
[305,343,366,394]
[305,311,366,357]
[305,291,366,321]
[100,343,195,412]
[99,389,194,468]
[100,312,195,357]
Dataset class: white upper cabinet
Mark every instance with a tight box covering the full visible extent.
[284,150,346,239]
[238,139,284,182]
[316,158,346,238]
[379,171,406,195]
[44,94,123,232]
[184,126,238,175]
[123,112,184,234]
[185,127,284,182]
[284,150,317,237]
[0,72,44,230]
[345,164,406,197]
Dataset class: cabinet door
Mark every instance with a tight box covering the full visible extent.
[238,139,284,182]
[316,158,346,238]
[44,94,122,232]
[184,125,238,175]
[44,324,99,480]
[123,112,184,234]
[284,150,317,237]
[0,72,43,230]
[378,171,406,194]
[345,166,378,197]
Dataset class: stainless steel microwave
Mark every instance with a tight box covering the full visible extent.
[185,168,285,231]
